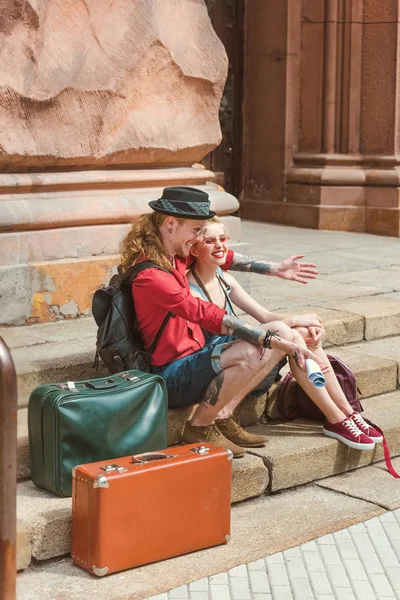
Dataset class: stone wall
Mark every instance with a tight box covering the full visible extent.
[239,0,400,237]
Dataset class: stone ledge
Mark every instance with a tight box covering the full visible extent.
[329,346,397,398]
[0,216,243,267]
[316,457,400,511]
[248,391,400,492]
[17,519,31,572]
[285,305,364,347]
[324,295,400,340]
[344,336,400,386]
[0,238,248,326]
[0,183,238,233]
[12,339,109,408]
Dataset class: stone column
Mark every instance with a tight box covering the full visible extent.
[0,0,239,325]
[241,0,400,237]
[286,0,400,236]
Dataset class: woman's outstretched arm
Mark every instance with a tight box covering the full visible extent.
[229,253,318,284]
[224,271,323,331]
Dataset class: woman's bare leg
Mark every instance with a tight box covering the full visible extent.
[294,327,354,419]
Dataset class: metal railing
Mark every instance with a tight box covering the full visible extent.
[0,336,17,600]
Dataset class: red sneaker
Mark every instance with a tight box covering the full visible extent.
[322,417,375,450]
[350,411,383,443]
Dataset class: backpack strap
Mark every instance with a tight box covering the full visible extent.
[121,261,174,355]
[121,260,164,286]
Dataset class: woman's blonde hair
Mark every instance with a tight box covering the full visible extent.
[208,216,222,225]
[120,212,183,272]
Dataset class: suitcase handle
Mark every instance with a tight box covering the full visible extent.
[131,452,176,464]
[84,379,118,390]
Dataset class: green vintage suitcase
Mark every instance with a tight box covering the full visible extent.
[28,370,167,497]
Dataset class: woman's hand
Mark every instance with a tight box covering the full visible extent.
[291,313,322,328]
[304,326,325,346]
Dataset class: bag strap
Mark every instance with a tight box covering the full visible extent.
[217,272,237,317]
[364,419,400,478]
[191,268,237,317]
[122,260,174,355]
[147,310,174,354]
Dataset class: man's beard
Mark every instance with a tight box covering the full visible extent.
[174,242,190,259]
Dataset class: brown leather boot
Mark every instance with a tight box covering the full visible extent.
[217,415,268,448]
[182,421,245,458]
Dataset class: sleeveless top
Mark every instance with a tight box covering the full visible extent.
[188,267,234,344]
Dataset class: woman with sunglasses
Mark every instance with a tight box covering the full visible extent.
[187,217,383,451]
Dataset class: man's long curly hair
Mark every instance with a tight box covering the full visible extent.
[120,212,184,273]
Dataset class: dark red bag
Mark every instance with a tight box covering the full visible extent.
[276,354,362,421]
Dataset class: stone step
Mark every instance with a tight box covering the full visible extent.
[1,318,104,410]
[15,333,400,481]
[16,392,400,570]
[1,230,248,326]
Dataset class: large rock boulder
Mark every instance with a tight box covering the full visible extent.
[0,0,228,169]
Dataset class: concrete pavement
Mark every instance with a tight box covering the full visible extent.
[160,510,400,600]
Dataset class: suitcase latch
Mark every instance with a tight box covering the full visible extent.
[100,463,128,473]
[57,381,79,392]
[119,373,140,382]
[190,446,210,455]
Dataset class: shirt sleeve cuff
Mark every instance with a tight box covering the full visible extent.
[221,249,234,270]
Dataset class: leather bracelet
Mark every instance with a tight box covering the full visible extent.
[263,329,279,349]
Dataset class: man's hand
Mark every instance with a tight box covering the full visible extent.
[289,343,327,372]
[274,254,318,284]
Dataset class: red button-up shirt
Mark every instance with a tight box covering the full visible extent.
[132,251,234,367]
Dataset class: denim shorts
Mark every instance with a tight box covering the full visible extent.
[151,335,235,408]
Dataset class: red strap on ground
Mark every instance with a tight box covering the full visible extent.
[367,421,400,478]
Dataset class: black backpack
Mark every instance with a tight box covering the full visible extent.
[92,261,173,374]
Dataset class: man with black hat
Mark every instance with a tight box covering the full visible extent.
[119,186,324,457]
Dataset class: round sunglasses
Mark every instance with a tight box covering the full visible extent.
[202,235,231,245]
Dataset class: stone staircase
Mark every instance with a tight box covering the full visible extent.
[3,291,400,598]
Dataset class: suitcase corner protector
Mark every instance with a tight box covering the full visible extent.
[92,565,109,577]
[93,475,109,489]
[225,534,231,544]
[72,465,83,479]
[226,449,233,461]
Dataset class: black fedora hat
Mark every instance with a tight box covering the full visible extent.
[148,186,216,220]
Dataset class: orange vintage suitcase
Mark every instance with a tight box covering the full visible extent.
[72,443,232,576]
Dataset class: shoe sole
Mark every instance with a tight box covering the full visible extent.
[368,435,383,443]
[322,428,375,450]
[240,441,267,448]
